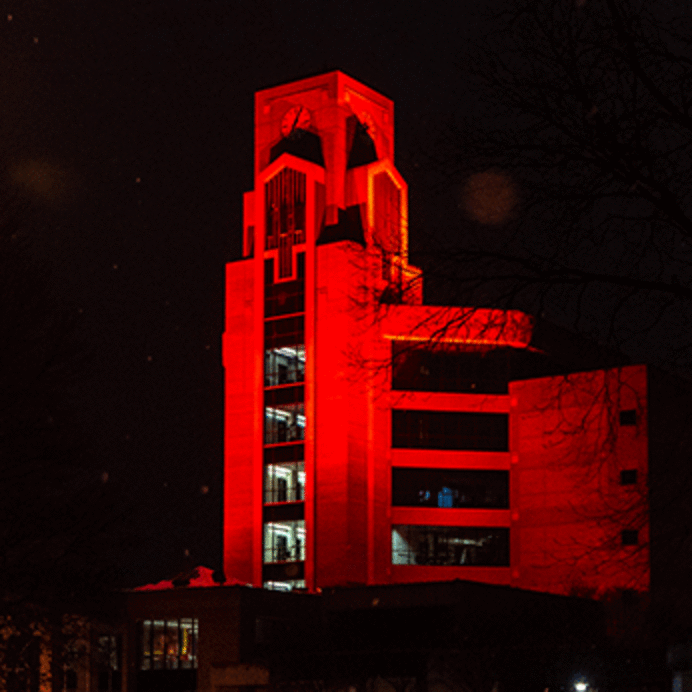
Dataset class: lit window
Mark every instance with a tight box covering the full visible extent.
[264,462,305,503]
[263,580,306,592]
[265,387,305,444]
[263,520,306,563]
[392,525,509,566]
[138,619,198,671]
[265,405,305,444]
[265,345,305,387]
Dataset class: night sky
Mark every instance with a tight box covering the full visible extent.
[8,0,689,588]
[3,0,492,585]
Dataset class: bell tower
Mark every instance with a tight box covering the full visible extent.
[223,72,651,600]
[223,72,421,591]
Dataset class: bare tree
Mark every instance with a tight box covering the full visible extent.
[419,0,692,374]
[389,0,692,643]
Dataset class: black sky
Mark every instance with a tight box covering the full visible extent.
[3,0,498,585]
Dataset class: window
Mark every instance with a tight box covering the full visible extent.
[265,317,305,387]
[392,342,511,394]
[138,619,198,671]
[97,635,121,692]
[392,468,509,508]
[265,278,304,317]
[264,443,303,464]
[620,469,638,485]
[622,530,639,546]
[263,580,306,592]
[392,525,509,566]
[265,168,306,251]
[620,409,637,426]
[265,387,305,444]
[264,520,305,563]
[392,410,508,451]
[265,462,305,503]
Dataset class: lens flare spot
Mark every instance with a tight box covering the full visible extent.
[461,170,519,225]
[11,160,67,201]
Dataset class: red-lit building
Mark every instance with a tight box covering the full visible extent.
[222,71,651,597]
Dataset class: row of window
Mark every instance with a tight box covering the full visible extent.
[262,463,638,508]
[263,265,307,592]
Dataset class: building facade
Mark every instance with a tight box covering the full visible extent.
[222,71,650,596]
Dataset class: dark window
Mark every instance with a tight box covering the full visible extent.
[622,530,639,546]
[620,409,637,426]
[392,525,509,566]
[392,342,511,394]
[262,562,305,583]
[265,279,304,317]
[265,258,275,285]
[392,468,509,508]
[620,469,638,485]
[65,670,78,690]
[97,634,122,692]
[392,410,508,451]
[264,503,305,522]
[264,443,304,464]
[265,316,304,349]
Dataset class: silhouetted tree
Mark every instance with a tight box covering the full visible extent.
[419,0,692,374]
[399,0,692,645]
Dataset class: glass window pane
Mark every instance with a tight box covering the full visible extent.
[152,620,165,670]
[265,462,305,503]
[392,468,509,508]
[392,410,508,451]
[265,345,305,387]
[263,580,306,591]
[140,622,151,670]
[392,525,509,566]
[179,619,197,669]
[263,520,306,563]
[165,620,179,669]
[265,401,305,444]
